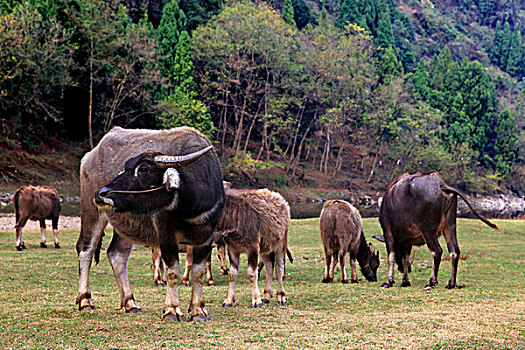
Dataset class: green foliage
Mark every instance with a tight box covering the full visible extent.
[492,110,519,178]
[375,6,394,49]
[157,0,186,80]
[377,46,402,83]
[281,0,296,28]
[292,0,316,30]
[336,0,362,29]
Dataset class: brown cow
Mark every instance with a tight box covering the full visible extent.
[219,186,291,308]
[319,200,379,283]
[375,172,498,290]
[13,185,61,251]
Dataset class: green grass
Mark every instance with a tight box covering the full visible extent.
[0,218,523,349]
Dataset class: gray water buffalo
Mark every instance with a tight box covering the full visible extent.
[218,186,291,308]
[319,200,379,283]
[76,127,224,322]
[375,172,498,290]
[13,185,61,250]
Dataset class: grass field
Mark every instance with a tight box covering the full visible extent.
[0,218,523,349]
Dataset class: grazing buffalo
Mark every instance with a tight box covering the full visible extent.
[13,185,61,250]
[76,127,224,322]
[319,200,379,283]
[375,172,498,290]
[219,186,291,308]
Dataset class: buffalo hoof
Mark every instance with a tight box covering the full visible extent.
[54,243,61,249]
[424,285,436,291]
[192,315,211,322]
[445,283,465,289]
[251,303,263,308]
[40,242,47,248]
[322,278,333,283]
[401,281,412,287]
[341,279,349,284]
[222,303,233,308]
[277,301,287,306]
[262,299,270,304]
[154,280,166,287]
[163,313,187,322]
[181,280,190,287]
[21,243,27,249]
[207,280,216,286]
[351,279,359,284]
[16,246,23,251]
[219,268,229,275]
[126,307,143,314]
[381,282,394,288]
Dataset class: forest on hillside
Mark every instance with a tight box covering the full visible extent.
[0,0,524,196]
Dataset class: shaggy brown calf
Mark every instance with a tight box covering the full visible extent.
[219,186,290,308]
[319,200,379,283]
[13,185,61,250]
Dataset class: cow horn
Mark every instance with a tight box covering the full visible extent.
[154,145,213,168]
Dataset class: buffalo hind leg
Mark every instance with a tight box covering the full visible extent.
[15,216,28,251]
[107,231,141,313]
[223,247,240,308]
[381,250,396,288]
[339,249,349,284]
[322,247,333,283]
[217,241,229,275]
[152,247,166,286]
[188,244,212,321]
[443,216,463,289]
[425,236,443,291]
[247,250,263,308]
[401,245,412,287]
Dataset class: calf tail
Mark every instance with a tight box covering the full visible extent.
[286,249,293,264]
[441,183,499,230]
[13,189,21,227]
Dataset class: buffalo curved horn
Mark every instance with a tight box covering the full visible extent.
[154,145,213,168]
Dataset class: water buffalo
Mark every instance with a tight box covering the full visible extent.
[13,185,61,250]
[319,200,379,283]
[219,186,291,308]
[76,127,224,322]
[375,172,498,290]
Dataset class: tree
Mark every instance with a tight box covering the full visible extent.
[500,21,511,69]
[412,58,430,100]
[336,0,362,29]
[292,0,316,30]
[377,46,402,84]
[506,29,523,77]
[375,6,394,49]
[493,110,519,178]
[281,0,296,28]
[157,0,186,84]
[490,20,502,66]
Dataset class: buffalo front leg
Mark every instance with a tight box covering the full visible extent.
[152,247,165,286]
[76,215,107,311]
[401,245,412,287]
[107,231,141,313]
[188,244,212,321]
[205,250,215,286]
[217,241,229,275]
[181,246,192,287]
[52,216,60,248]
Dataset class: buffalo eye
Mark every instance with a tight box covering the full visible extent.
[136,165,151,176]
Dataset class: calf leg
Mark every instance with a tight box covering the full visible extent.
[205,249,215,286]
[39,220,47,248]
[339,249,348,284]
[152,247,165,286]
[350,258,358,283]
[217,241,229,275]
[261,254,273,303]
[188,244,212,321]
[52,216,60,248]
[382,250,396,288]
[223,248,240,307]
[107,231,141,313]
[247,250,263,308]
[274,247,287,306]
[15,216,28,250]
[322,247,333,283]
[181,246,192,287]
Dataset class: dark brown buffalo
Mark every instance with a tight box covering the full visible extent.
[218,186,291,308]
[319,200,379,283]
[13,185,61,250]
[375,172,498,290]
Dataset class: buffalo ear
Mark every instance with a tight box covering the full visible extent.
[372,235,385,242]
[223,181,232,191]
[163,168,181,189]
